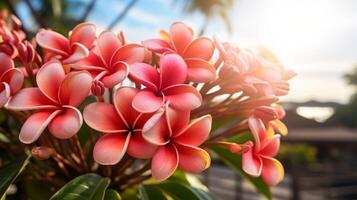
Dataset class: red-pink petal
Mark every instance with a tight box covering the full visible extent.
[0,53,14,77]
[163,84,202,111]
[48,106,82,139]
[113,87,140,126]
[6,88,57,110]
[159,54,187,89]
[101,62,128,88]
[83,102,126,133]
[260,135,280,157]
[174,115,211,146]
[142,109,170,145]
[93,133,130,165]
[242,141,263,177]
[36,29,69,56]
[59,71,92,107]
[151,144,179,181]
[248,117,267,151]
[165,105,190,135]
[175,143,210,173]
[62,43,89,64]
[0,83,10,107]
[129,62,159,91]
[97,31,121,65]
[185,58,216,82]
[69,22,96,49]
[261,157,284,186]
[142,39,173,54]
[19,110,61,144]
[132,90,164,113]
[36,60,65,103]
[1,68,24,95]
[169,22,193,54]
[183,37,214,60]
[111,44,146,65]
[127,132,158,159]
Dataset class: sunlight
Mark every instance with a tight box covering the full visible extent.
[296,106,335,122]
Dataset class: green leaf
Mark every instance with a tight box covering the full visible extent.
[139,185,168,200]
[0,155,30,198]
[104,189,121,200]
[50,173,110,200]
[210,132,272,200]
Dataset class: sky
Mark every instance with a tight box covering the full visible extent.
[17,0,357,103]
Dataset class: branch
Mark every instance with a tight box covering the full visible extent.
[81,0,97,21]
[107,0,139,30]
[23,0,46,28]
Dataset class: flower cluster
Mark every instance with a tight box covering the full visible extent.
[0,10,294,186]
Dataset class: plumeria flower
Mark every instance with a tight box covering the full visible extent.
[0,53,24,107]
[6,60,92,144]
[243,117,284,186]
[36,22,96,64]
[71,31,146,88]
[142,105,212,181]
[129,53,202,113]
[83,87,158,165]
[143,22,216,82]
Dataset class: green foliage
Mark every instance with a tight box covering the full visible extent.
[209,132,272,200]
[104,189,121,200]
[278,144,317,164]
[0,155,30,199]
[50,173,111,200]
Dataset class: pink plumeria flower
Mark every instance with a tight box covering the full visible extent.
[72,31,146,88]
[83,87,158,165]
[143,22,216,82]
[129,53,202,113]
[243,117,284,186]
[36,22,96,64]
[6,60,92,144]
[142,105,212,181]
[0,53,24,107]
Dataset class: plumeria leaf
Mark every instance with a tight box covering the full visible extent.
[50,173,110,200]
[139,185,168,200]
[0,155,31,198]
[210,132,272,200]
[104,189,121,200]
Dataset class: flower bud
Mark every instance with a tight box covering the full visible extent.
[253,106,278,122]
[31,146,55,160]
[91,80,105,97]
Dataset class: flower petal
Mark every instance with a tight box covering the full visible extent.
[62,43,89,64]
[142,109,170,145]
[84,102,126,133]
[242,141,263,177]
[183,37,214,60]
[6,88,57,110]
[159,54,187,89]
[163,84,202,111]
[132,90,164,113]
[270,119,288,136]
[142,39,173,54]
[151,144,179,181]
[260,135,280,157]
[165,105,190,135]
[170,22,193,54]
[127,131,158,159]
[111,44,146,65]
[1,68,24,95]
[113,87,140,126]
[97,31,121,65]
[129,62,159,91]
[185,58,216,82]
[175,143,210,173]
[69,22,96,49]
[174,115,211,146]
[261,157,284,186]
[93,133,130,165]
[36,60,65,104]
[0,53,14,77]
[0,83,10,107]
[36,29,69,56]
[19,110,61,144]
[59,71,92,107]
[48,106,82,139]
[101,61,128,88]
[248,117,267,151]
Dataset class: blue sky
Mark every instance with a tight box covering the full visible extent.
[16,0,357,103]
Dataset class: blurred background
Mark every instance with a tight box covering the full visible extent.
[1,0,357,199]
